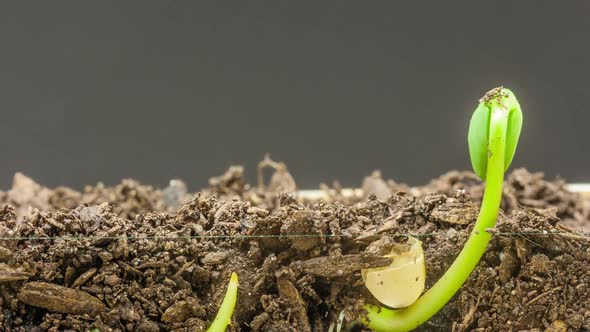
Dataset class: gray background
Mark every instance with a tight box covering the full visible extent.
[1,1,588,190]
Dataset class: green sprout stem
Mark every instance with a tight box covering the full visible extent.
[362,89,519,331]
[207,272,239,332]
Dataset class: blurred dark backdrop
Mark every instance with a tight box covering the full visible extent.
[1,1,589,190]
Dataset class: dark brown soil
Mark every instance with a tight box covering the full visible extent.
[0,162,588,331]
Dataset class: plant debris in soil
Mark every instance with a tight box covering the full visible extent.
[0,158,589,331]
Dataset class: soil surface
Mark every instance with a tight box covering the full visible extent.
[0,161,589,331]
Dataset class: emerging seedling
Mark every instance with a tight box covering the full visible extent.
[360,87,523,331]
[207,272,239,332]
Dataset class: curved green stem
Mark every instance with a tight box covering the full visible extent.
[207,272,239,332]
[362,102,511,331]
